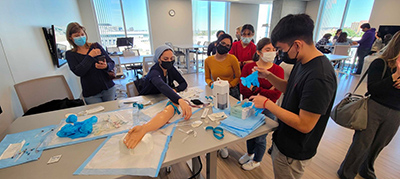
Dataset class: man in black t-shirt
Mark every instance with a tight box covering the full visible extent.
[250,14,337,178]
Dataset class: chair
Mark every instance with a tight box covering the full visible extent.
[165,42,185,66]
[14,75,74,113]
[123,49,143,80]
[332,45,351,77]
[142,56,154,76]
[110,56,127,99]
[126,82,139,97]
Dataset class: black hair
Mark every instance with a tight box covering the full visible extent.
[216,30,225,38]
[383,33,393,45]
[360,23,370,29]
[241,24,255,34]
[337,32,348,43]
[271,14,314,46]
[323,33,332,39]
[335,29,342,36]
[216,34,233,46]
[252,38,272,61]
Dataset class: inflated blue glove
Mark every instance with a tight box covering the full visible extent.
[240,71,260,89]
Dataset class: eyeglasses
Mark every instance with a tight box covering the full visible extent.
[219,42,231,48]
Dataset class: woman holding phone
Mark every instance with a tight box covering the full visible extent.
[65,22,116,104]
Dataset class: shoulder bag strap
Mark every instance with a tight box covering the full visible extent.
[353,58,387,93]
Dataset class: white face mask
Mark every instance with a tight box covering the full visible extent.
[260,52,276,63]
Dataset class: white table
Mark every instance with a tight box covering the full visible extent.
[326,54,350,77]
[174,44,206,74]
[0,87,278,178]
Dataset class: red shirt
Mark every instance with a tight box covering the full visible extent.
[239,62,284,103]
[229,41,256,65]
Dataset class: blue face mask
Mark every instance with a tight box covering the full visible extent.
[73,36,86,46]
[241,37,252,44]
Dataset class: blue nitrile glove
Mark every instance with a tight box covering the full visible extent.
[241,71,260,88]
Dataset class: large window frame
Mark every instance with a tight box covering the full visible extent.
[92,0,152,55]
[314,0,375,42]
[192,0,230,44]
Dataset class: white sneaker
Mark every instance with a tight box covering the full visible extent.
[219,147,229,159]
[242,160,260,171]
[238,153,254,165]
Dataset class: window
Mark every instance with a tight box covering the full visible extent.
[192,0,229,45]
[315,0,375,41]
[93,0,151,55]
[256,3,273,42]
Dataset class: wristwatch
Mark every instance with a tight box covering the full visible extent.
[251,86,257,92]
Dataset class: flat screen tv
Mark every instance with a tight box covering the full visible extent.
[377,25,400,38]
[42,25,71,68]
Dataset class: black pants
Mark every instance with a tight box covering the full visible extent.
[355,48,371,74]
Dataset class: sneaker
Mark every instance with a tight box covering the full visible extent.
[219,147,229,159]
[239,153,254,165]
[242,160,260,171]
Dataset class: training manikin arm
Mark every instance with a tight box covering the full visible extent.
[123,103,177,149]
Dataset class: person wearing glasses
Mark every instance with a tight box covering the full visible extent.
[204,33,241,159]
[238,37,284,170]
[229,24,257,68]
[139,45,192,120]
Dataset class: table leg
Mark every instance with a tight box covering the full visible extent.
[196,52,199,73]
[186,48,190,73]
[206,151,217,179]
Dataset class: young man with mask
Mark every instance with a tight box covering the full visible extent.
[352,23,376,75]
[250,14,337,178]
[139,45,192,120]
[229,24,257,68]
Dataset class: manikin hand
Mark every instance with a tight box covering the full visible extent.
[124,125,147,149]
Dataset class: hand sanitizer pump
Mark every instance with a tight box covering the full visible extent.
[212,78,230,110]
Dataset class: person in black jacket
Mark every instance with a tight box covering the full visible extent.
[139,45,191,120]
[65,22,116,105]
[338,31,400,179]
[207,30,225,56]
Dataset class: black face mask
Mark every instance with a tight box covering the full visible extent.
[216,44,230,54]
[280,43,299,64]
[160,60,175,70]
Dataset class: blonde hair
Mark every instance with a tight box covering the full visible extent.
[236,26,242,32]
[66,22,90,52]
[380,31,400,71]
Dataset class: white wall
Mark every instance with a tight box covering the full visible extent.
[78,0,102,44]
[305,0,320,23]
[369,0,400,29]
[270,0,307,33]
[229,3,260,40]
[148,0,193,51]
[0,0,83,134]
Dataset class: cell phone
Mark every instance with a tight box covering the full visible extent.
[97,55,106,63]
[191,99,204,105]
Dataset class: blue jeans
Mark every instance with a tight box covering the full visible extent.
[84,86,117,105]
[246,109,275,162]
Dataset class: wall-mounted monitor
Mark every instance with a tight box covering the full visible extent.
[116,37,134,47]
[377,25,400,38]
[42,25,71,68]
